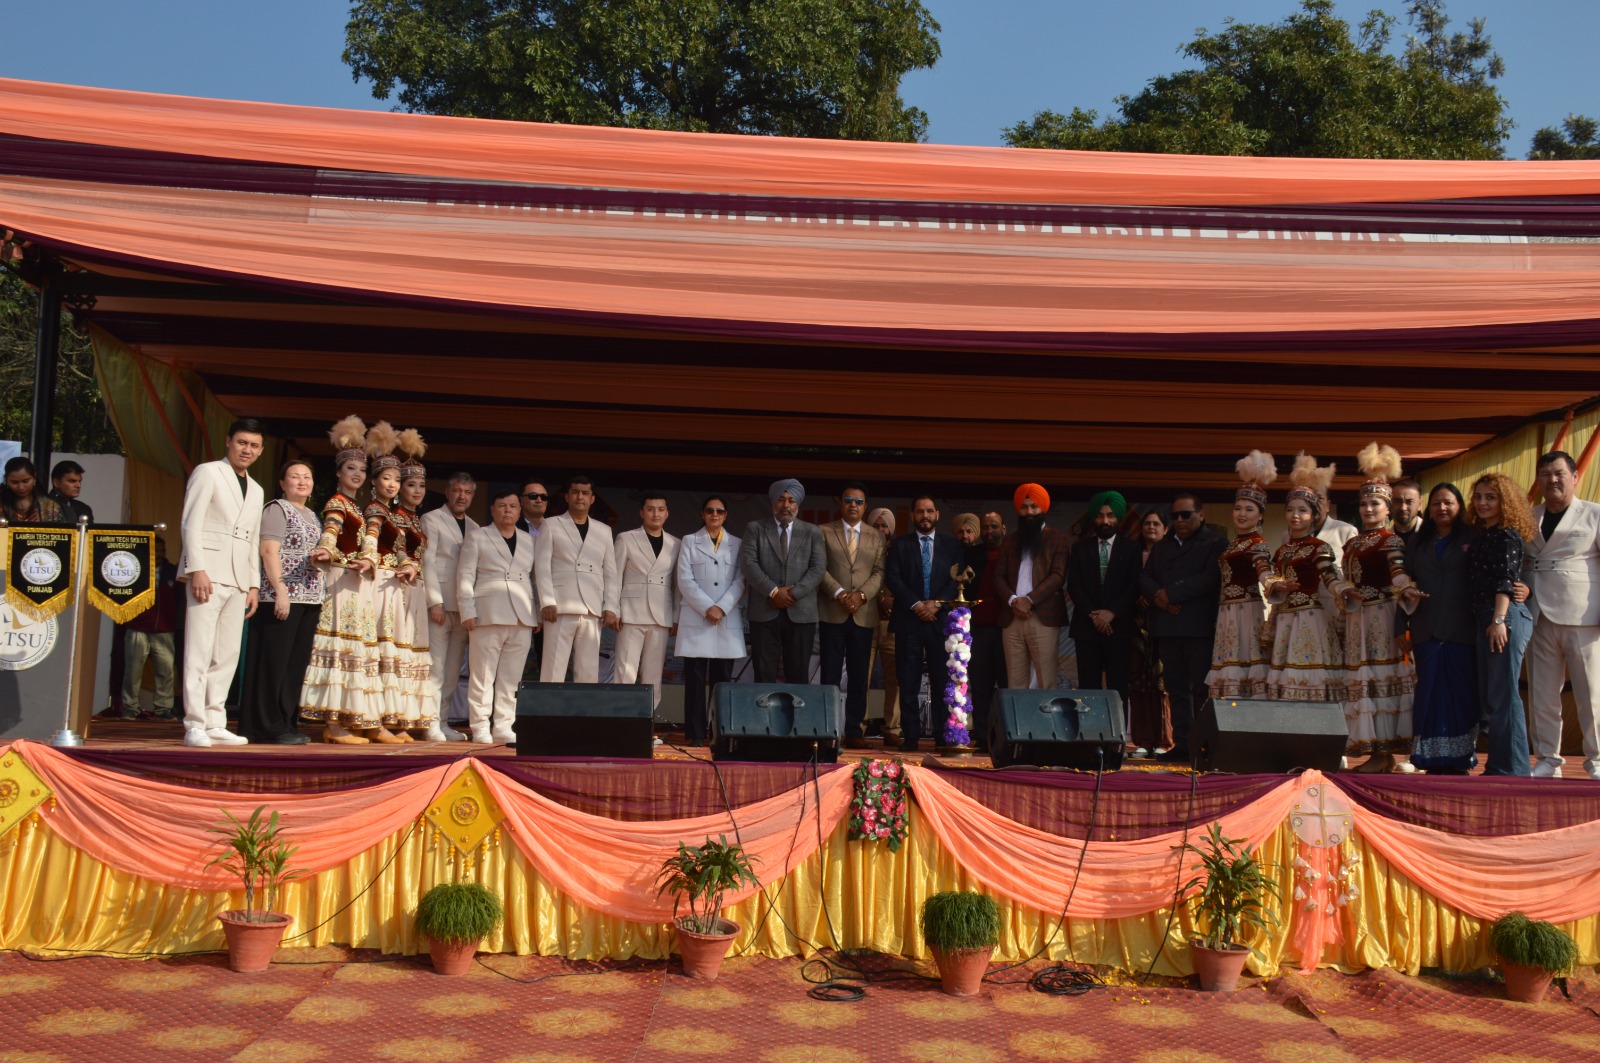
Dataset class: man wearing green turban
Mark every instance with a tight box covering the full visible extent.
[1068,489,1141,726]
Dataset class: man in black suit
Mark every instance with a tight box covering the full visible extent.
[1139,491,1226,762]
[1067,491,1141,714]
[884,495,962,751]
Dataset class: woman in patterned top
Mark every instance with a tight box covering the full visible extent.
[241,459,326,744]
[1338,443,1420,773]
[1207,451,1275,702]
[1465,471,1536,776]
[300,416,380,744]
[393,429,443,740]
[362,421,422,743]
[1262,454,1351,705]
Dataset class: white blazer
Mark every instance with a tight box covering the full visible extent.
[176,459,264,591]
[675,528,746,659]
[457,525,537,627]
[614,527,680,627]
[421,507,478,612]
[1526,498,1600,627]
[534,512,617,617]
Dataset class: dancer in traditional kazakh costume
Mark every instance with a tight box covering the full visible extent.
[362,422,422,742]
[1263,454,1351,705]
[1207,451,1275,700]
[393,429,444,740]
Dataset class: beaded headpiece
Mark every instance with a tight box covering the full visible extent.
[1234,450,1277,511]
[366,420,401,475]
[1357,442,1402,503]
[398,428,427,480]
[1287,452,1335,517]
[328,415,367,468]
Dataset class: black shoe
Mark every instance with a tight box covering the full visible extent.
[897,739,920,752]
[844,736,872,750]
[271,733,312,745]
[1155,747,1191,764]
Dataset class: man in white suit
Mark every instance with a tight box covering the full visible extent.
[177,419,265,747]
[535,475,619,683]
[1525,450,1600,779]
[457,485,538,743]
[422,471,477,740]
[611,494,680,707]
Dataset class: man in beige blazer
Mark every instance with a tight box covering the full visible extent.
[818,483,885,747]
[458,486,538,743]
[422,472,478,740]
[177,419,265,747]
[534,475,618,683]
[1525,451,1600,779]
[611,494,681,708]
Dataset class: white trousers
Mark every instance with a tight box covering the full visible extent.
[613,623,668,707]
[540,613,600,683]
[182,582,248,732]
[1527,617,1600,773]
[466,623,531,735]
[429,612,470,722]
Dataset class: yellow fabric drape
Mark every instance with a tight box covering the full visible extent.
[1422,405,1600,502]
[5,806,1597,976]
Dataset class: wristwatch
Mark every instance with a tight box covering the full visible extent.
[1491,617,1507,626]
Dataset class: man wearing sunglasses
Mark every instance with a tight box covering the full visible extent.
[1140,493,1226,764]
[517,480,550,538]
[818,483,887,748]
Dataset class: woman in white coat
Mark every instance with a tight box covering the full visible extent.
[676,495,746,744]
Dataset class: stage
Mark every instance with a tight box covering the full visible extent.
[2,724,1599,979]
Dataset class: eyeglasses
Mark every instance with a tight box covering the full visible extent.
[523,492,548,500]
[840,497,865,505]
[1171,510,1198,520]
[704,507,726,515]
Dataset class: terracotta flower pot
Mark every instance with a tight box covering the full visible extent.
[674,917,740,981]
[1190,939,1251,992]
[427,936,481,976]
[1501,960,1555,1004]
[218,910,292,973]
[931,945,993,996]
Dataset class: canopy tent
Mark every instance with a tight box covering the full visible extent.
[4,78,1600,496]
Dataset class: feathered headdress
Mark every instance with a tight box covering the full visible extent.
[1234,450,1277,511]
[398,428,427,480]
[365,420,401,475]
[1288,452,1335,515]
[1356,442,1402,502]
[328,415,367,467]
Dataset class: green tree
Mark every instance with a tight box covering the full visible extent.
[1,268,122,456]
[1004,0,1509,159]
[344,0,941,142]
[1529,115,1600,160]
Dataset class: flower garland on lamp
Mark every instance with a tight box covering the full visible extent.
[939,606,975,752]
[848,759,908,851]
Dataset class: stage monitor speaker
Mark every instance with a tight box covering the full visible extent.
[988,689,1125,770]
[513,682,655,758]
[711,684,841,763]
[1193,698,1347,774]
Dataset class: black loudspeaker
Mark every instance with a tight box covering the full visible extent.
[711,684,842,763]
[988,689,1125,770]
[513,682,655,758]
[1193,698,1347,774]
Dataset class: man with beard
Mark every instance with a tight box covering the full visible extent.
[995,483,1069,689]
[884,496,962,750]
[743,478,827,683]
[965,510,1008,748]
[1067,491,1142,717]
[1140,492,1226,763]
[1390,477,1424,549]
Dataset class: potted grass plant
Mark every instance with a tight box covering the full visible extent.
[1181,823,1280,991]
[1490,911,1579,1003]
[656,834,760,981]
[207,805,305,973]
[416,881,504,975]
[920,890,1001,996]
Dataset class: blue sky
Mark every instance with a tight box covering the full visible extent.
[5,1,1593,154]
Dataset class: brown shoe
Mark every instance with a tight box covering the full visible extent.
[844,736,872,750]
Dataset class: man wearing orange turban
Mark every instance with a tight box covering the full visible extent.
[995,482,1069,692]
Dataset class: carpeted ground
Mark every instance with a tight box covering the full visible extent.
[3,948,1596,1063]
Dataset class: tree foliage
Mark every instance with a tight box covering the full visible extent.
[344,0,941,141]
[0,269,121,456]
[1529,114,1600,160]
[1004,0,1509,159]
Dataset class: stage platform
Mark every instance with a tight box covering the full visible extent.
[3,722,1599,981]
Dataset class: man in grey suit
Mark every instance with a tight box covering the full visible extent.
[743,478,827,683]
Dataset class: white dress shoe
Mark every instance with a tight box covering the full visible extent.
[490,729,516,745]
[1531,761,1559,778]
[1587,768,1600,782]
[424,725,448,742]
[206,728,248,746]
[444,725,468,742]
[470,730,493,744]
[183,729,212,748]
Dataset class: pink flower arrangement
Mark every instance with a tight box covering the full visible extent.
[848,758,909,851]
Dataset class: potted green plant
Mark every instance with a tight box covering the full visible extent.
[206,805,305,973]
[1180,823,1280,992]
[656,834,760,981]
[1490,911,1578,1003]
[920,890,1001,996]
[416,881,504,975]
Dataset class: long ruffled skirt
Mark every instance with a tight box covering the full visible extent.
[1207,599,1271,699]
[1264,606,1344,704]
[299,565,381,728]
[1342,601,1416,754]
[370,568,435,729]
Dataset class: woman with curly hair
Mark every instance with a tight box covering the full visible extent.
[1465,471,1536,776]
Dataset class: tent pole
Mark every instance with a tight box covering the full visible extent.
[29,261,62,477]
